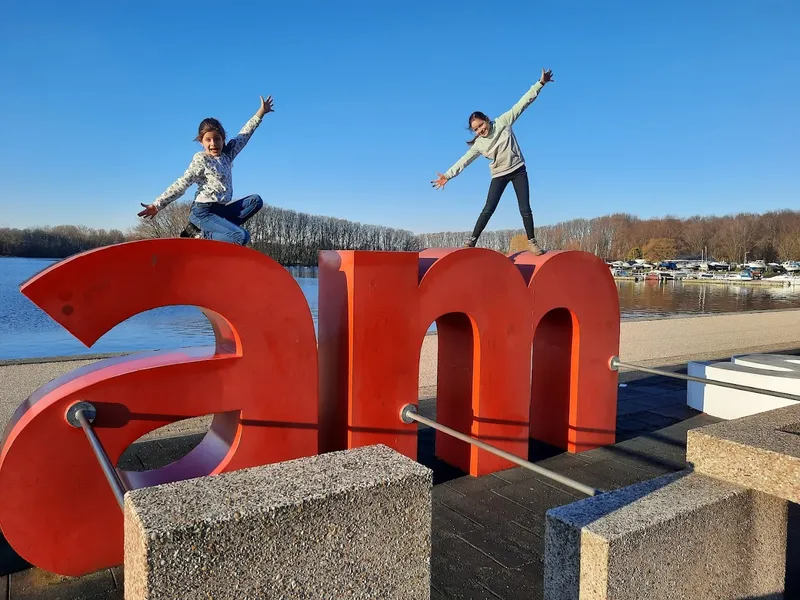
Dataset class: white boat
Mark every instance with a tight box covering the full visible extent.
[660,270,689,280]
[746,260,767,271]
[700,261,731,271]
[782,261,800,273]
[726,271,754,281]
[765,274,800,285]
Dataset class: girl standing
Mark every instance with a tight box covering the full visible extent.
[138,95,274,246]
[432,69,553,254]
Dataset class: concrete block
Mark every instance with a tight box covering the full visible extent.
[544,470,787,600]
[124,444,433,600]
[687,354,800,419]
[687,402,800,502]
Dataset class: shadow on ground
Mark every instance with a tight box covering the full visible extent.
[417,360,800,600]
[1,358,798,599]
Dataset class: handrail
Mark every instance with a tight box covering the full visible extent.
[400,404,601,497]
[66,401,127,509]
[609,356,800,403]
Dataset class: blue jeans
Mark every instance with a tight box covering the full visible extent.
[189,195,264,245]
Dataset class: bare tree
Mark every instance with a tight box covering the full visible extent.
[129,202,192,240]
[9,207,800,266]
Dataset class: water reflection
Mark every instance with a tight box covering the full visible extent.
[617,279,800,319]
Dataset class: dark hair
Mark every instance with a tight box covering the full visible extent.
[195,117,226,142]
[466,111,489,146]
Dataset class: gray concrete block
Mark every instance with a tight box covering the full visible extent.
[124,444,433,600]
[687,402,800,502]
[544,470,787,600]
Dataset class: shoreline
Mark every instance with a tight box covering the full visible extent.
[1,308,799,491]
[3,308,800,367]
[614,275,789,287]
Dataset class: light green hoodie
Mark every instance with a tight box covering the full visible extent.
[443,81,546,180]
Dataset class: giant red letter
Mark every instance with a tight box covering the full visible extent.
[0,239,319,576]
[513,250,620,452]
[319,248,533,476]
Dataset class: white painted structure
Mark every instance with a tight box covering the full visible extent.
[687,354,800,419]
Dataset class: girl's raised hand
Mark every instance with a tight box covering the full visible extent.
[431,173,448,190]
[137,203,158,219]
[540,68,554,84]
[258,95,274,118]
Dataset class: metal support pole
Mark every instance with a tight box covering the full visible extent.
[400,404,601,497]
[66,401,127,510]
[609,356,800,404]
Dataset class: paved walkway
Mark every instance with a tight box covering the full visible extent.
[4,367,798,598]
[3,311,800,598]
[7,309,800,442]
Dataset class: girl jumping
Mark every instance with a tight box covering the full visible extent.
[431,69,553,255]
[138,95,274,245]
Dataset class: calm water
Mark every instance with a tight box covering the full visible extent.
[616,278,800,319]
[0,257,316,360]
[2,257,800,360]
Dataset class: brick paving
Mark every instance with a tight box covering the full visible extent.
[1,366,798,599]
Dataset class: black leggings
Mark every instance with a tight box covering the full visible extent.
[470,165,536,241]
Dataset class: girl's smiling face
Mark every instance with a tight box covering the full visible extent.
[470,117,490,138]
[201,131,224,157]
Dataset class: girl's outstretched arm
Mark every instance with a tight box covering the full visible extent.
[138,156,203,217]
[432,146,481,189]
[225,95,274,160]
[495,68,554,128]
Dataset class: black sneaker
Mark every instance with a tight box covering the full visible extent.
[180,222,202,238]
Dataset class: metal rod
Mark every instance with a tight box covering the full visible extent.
[609,356,800,403]
[73,406,127,510]
[400,404,601,497]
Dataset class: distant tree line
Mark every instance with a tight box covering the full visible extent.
[245,205,420,264]
[6,205,800,265]
[529,211,800,263]
[0,225,126,259]
[129,202,420,265]
[425,211,800,263]
[417,229,520,254]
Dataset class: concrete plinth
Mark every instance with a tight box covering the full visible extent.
[123,444,433,600]
[544,471,787,600]
[687,402,800,502]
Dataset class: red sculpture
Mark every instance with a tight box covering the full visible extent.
[0,240,319,576]
[0,240,619,576]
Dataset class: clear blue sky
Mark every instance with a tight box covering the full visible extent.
[1,0,798,234]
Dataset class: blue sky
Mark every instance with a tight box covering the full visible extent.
[1,0,798,234]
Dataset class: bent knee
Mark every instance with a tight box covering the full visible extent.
[225,228,249,246]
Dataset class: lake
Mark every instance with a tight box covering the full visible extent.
[2,256,800,360]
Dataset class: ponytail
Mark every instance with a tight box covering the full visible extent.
[466,135,479,146]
